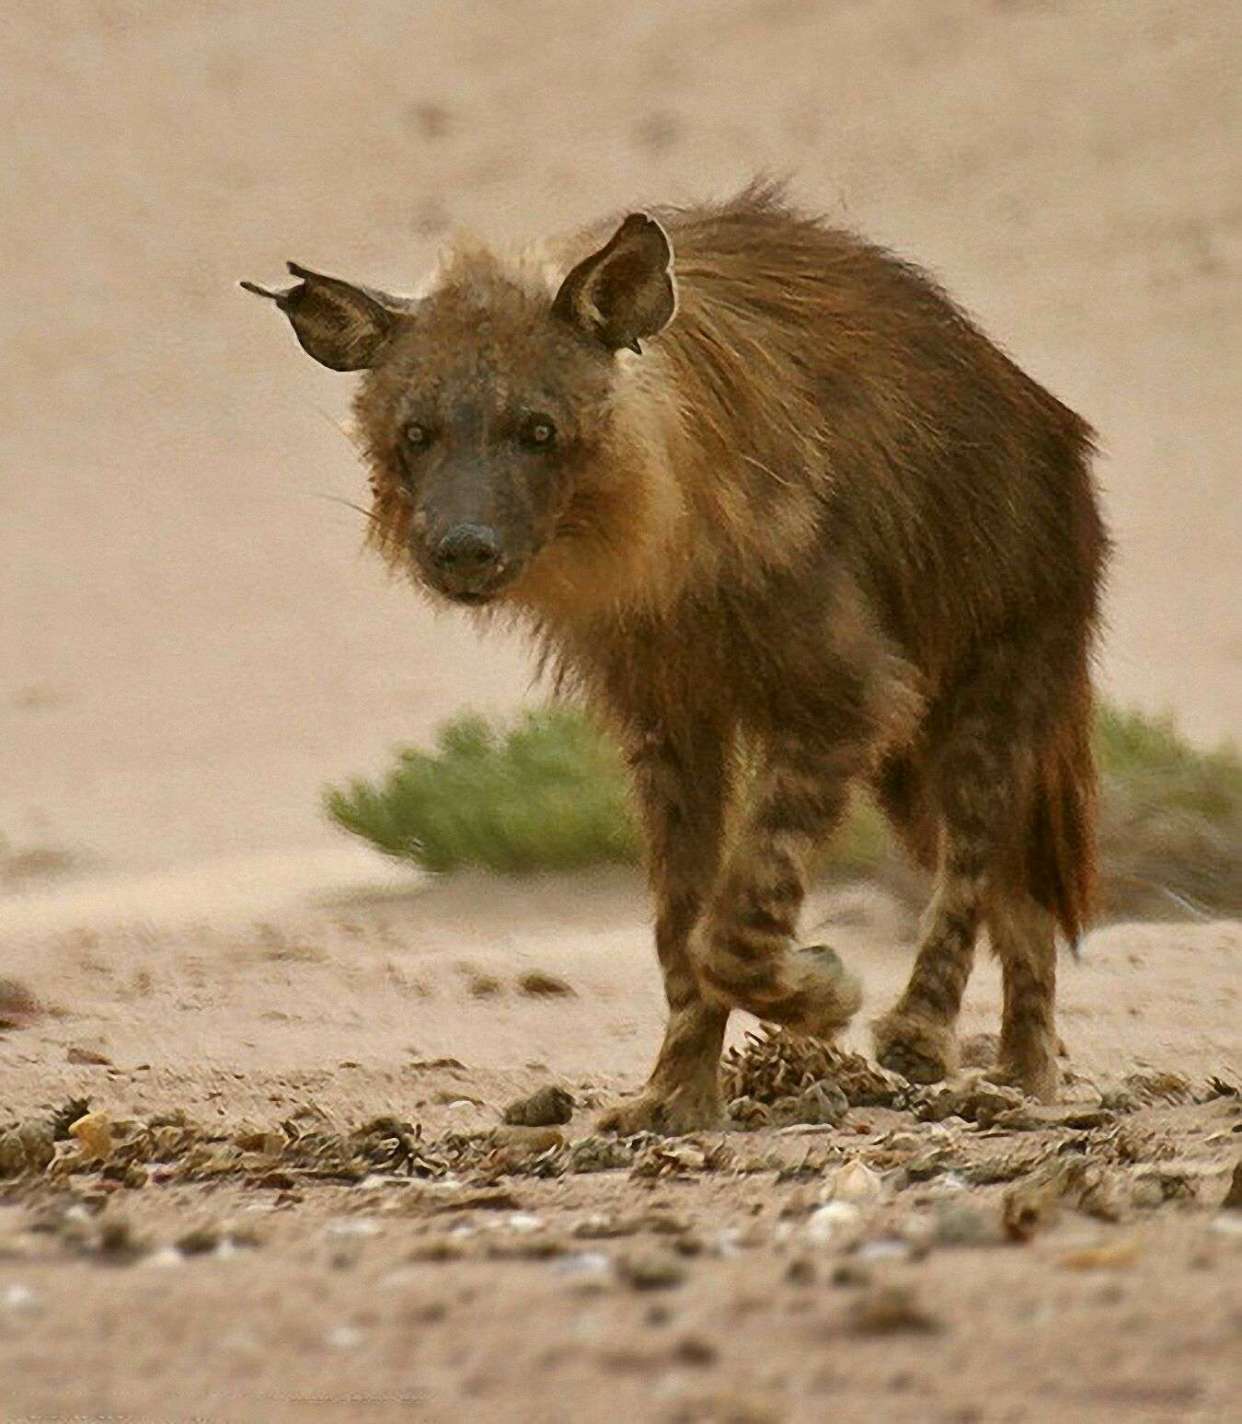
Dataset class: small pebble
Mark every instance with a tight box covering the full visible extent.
[1057,1238,1140,1271]
[68,1112,114,1161]
[933,1200,1002,1248]
[805,1201,862,1247]
[848,1283,940,1335]
[673,1334,718,1366]
[2,1284,38,1313]
[825,1160,884,1204]
[617,1249,686,1290]
[502,1085,575,1127]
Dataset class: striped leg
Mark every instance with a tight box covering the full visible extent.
[694,738,863,1036]
[872,840,983,1083]
[986,895,1060,1101]
[599,727,731,1135]
[872,698,1001,1083]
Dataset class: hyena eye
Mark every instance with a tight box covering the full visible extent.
[520,414,557,450]
[404,421,433,450]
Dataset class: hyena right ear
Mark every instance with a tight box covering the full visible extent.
[552,214,677,354]
[240,263,411,371]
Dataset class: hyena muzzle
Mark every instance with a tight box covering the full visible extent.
[245,181,1107,1134]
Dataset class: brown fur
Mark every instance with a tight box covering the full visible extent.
[247,179,1108,1128]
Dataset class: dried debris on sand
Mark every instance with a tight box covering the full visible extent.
[4,1049,1238,1287]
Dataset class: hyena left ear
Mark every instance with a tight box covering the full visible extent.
[240,263,411,371]
[551,213,676,355]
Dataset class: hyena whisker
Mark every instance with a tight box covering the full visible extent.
[312,493,384,528]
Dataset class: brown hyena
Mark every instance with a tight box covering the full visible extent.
[244,181,1107,1132]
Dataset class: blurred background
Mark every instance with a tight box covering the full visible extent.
[3,0,1239,887]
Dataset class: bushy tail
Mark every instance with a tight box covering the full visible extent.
[1024,679,1098,946]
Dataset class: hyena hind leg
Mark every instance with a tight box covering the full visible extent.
[983,894,1060,1103]
[871,844,983,1085]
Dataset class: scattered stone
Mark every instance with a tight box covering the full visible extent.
[785,1255,817,1285]
[1123,1070,1193,1105]
[66,1045,112,1066]
[1221,1160,1242,1211]
[1130,1177,1164,1209]
[959,1149,1046,1186]
[1002,1179,1060,1241]
[617,1249,687,1290]
[855,1238,913,1263]
[96,1216,144,1262]
[908,1079,1025,1127]
[1131,1168,1196,1207]
[1050,1159,1126,1222]
[516,971,575,997]
[0,1120,55,1177]
[408,1236,469,1263]
[781,1080,848,1128]
[825,1160,884,1205]
[572,1214,630,1240]
[1057,1237,1141,1271]
[727,1096,771,1129]
[485,1231,567,1261]
[0,977,42,1030]
[804,1201,863,1247]
[932,1199,1003,1247]
[903,1144,957,1182]
[632,1138,733,1179]
[994,1103,1114,1132]
[569,1135,633,1174]
[176,1225,221,1256]
[68,1111,115,1161]
[673,1334,718,1366]
[553,1251,613,1287]
[502,1085,574,1127]
[1099,1086,1141,1112]
[2,1284,39,1313]
[234,1128,286,1156]
[848,1283,940,1335]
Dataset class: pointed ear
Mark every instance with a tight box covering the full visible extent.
[551,214,676,354]
[240,262,410,371]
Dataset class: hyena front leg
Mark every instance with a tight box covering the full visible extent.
[695,739,864,1037]
[598,727,731,1136]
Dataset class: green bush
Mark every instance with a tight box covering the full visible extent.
[324,707,638,874]
[325,703,1242,920]
[1095,705,1242,919]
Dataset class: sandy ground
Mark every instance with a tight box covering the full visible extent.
[2,2,1241,1421]
[3,878,1241,1422]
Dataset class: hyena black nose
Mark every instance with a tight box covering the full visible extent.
[434,523,502,576]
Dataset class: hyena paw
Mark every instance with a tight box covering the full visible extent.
[872,1007,958,1085]
[983,1051,1060,1104]
[597,1082,722,1137]
[755,943,863,1039]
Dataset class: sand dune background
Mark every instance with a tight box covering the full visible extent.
[3,0,1239,886]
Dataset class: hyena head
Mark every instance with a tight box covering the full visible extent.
[244,215,676,608]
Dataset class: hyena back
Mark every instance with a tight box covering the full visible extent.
[245,181,1107,1131]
